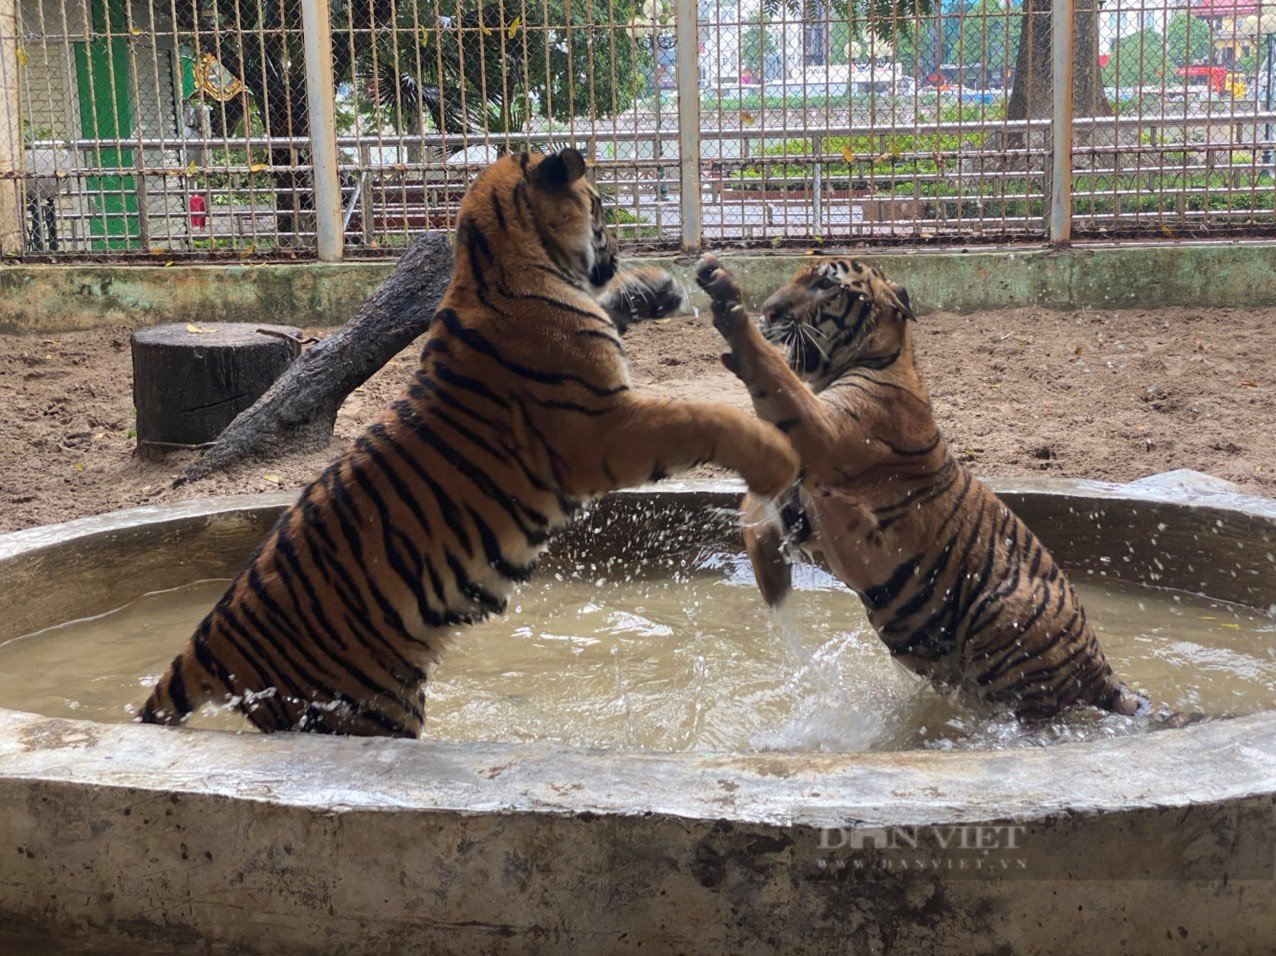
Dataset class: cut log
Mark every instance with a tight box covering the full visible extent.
[183,232,453,482]
[131,323,302,454]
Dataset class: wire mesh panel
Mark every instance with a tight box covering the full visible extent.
[3,0,1276,257]
[1077,0,1276,238]
[697,0,1050,244]
[327,0,681,253]
[10,0,316,256]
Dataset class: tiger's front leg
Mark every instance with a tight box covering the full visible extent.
[740,490,792,607]
[740,478,824,607]
[695,256,836,464]
[558,395,799,501]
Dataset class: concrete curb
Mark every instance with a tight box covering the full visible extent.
[5,242,1276,332]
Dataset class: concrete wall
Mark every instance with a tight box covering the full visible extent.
[5,241,1276,332]
[1,705,1274,955]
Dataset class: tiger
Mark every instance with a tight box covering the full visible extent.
[695,253,1154,721]
[136,149,799,737]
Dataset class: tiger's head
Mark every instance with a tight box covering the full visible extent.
[456,147,618,290]
[759,259,915,391]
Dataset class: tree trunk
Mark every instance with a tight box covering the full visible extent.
[133,323,301,455]
[1006,0,1110,126]
[183,233,453,482]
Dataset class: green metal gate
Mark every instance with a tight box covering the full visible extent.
[72,0,138,249]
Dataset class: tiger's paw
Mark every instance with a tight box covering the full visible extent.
[599,266,687,333]
[695,255,749,340]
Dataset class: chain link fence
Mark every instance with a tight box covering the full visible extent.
[0,0,1274,258]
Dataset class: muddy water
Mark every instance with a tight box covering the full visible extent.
[0,553,1272,751]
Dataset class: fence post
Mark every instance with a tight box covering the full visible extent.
[300,0,343,262]
[1049,0,1074,245]
[0,0,21,255]
[674,0,701,252]
[812,135,823,233]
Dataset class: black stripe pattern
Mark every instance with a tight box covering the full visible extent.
[754,257,1145,720]
[137,151,664,736]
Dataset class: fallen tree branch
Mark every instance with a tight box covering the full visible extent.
[183,233,453,483]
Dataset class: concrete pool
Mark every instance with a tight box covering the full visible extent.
[0,480,1273,951]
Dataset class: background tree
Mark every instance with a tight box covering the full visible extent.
[1101,28,1165,88]
[887,0,1107,123]
[176,0,312,237]
[741,10,780,78]
[957,0,1022,85]
[176,0,645,234]
[1005,0,1110,128]
[394,0,647,135]
[760,0,937,55]
[892,18,923,72]
[1166,12,1212,69]
[828,19,852,64]
[889,1,1020,85]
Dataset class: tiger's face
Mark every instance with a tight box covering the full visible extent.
[455,148,619,292]
[759,259,915,390]
[521,148,618,288]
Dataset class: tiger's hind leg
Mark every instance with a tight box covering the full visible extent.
[239,687,424,737]
[290,696,424,738]
[138,643,225,726]
[741,492,791,607]
[1094,677,1217,729]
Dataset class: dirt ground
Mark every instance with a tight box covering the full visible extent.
[1,305,1272,534]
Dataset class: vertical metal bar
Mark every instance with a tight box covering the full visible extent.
[812,134,822,232]
[359,144,374,246]
[1049,0,1074,244]
[134,175,150,249]
[0,0,20,254]
[655,81,665,200]
[300,0,343,261]
[1265,32,1274,173]
[674,0,701,252]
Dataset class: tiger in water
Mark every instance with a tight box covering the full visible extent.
[138,149,798,737]
[696,253,1156,721]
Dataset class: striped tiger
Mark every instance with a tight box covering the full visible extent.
[137,149,799,737]
[696,253,1154,721]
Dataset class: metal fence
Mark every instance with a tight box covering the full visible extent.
[1,0,1275,259]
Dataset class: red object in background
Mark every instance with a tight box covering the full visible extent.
[1098,53,1110,69]
[1177,65,1230,94]
[189,194,207,228]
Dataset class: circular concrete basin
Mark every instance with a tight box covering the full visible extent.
[0,479,1273,953]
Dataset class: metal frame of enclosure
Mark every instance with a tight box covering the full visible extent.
[1,0,1275,259]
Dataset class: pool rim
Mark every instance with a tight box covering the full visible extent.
[0,476,1274,830]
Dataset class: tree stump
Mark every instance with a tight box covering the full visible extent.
[131,323,303,455]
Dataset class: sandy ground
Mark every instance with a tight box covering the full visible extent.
[1,305,1272,534]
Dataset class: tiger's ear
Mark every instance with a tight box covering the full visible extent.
[891,284,916,322]
[533,148,587,189]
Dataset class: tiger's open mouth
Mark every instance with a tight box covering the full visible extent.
[764,319,826,377]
